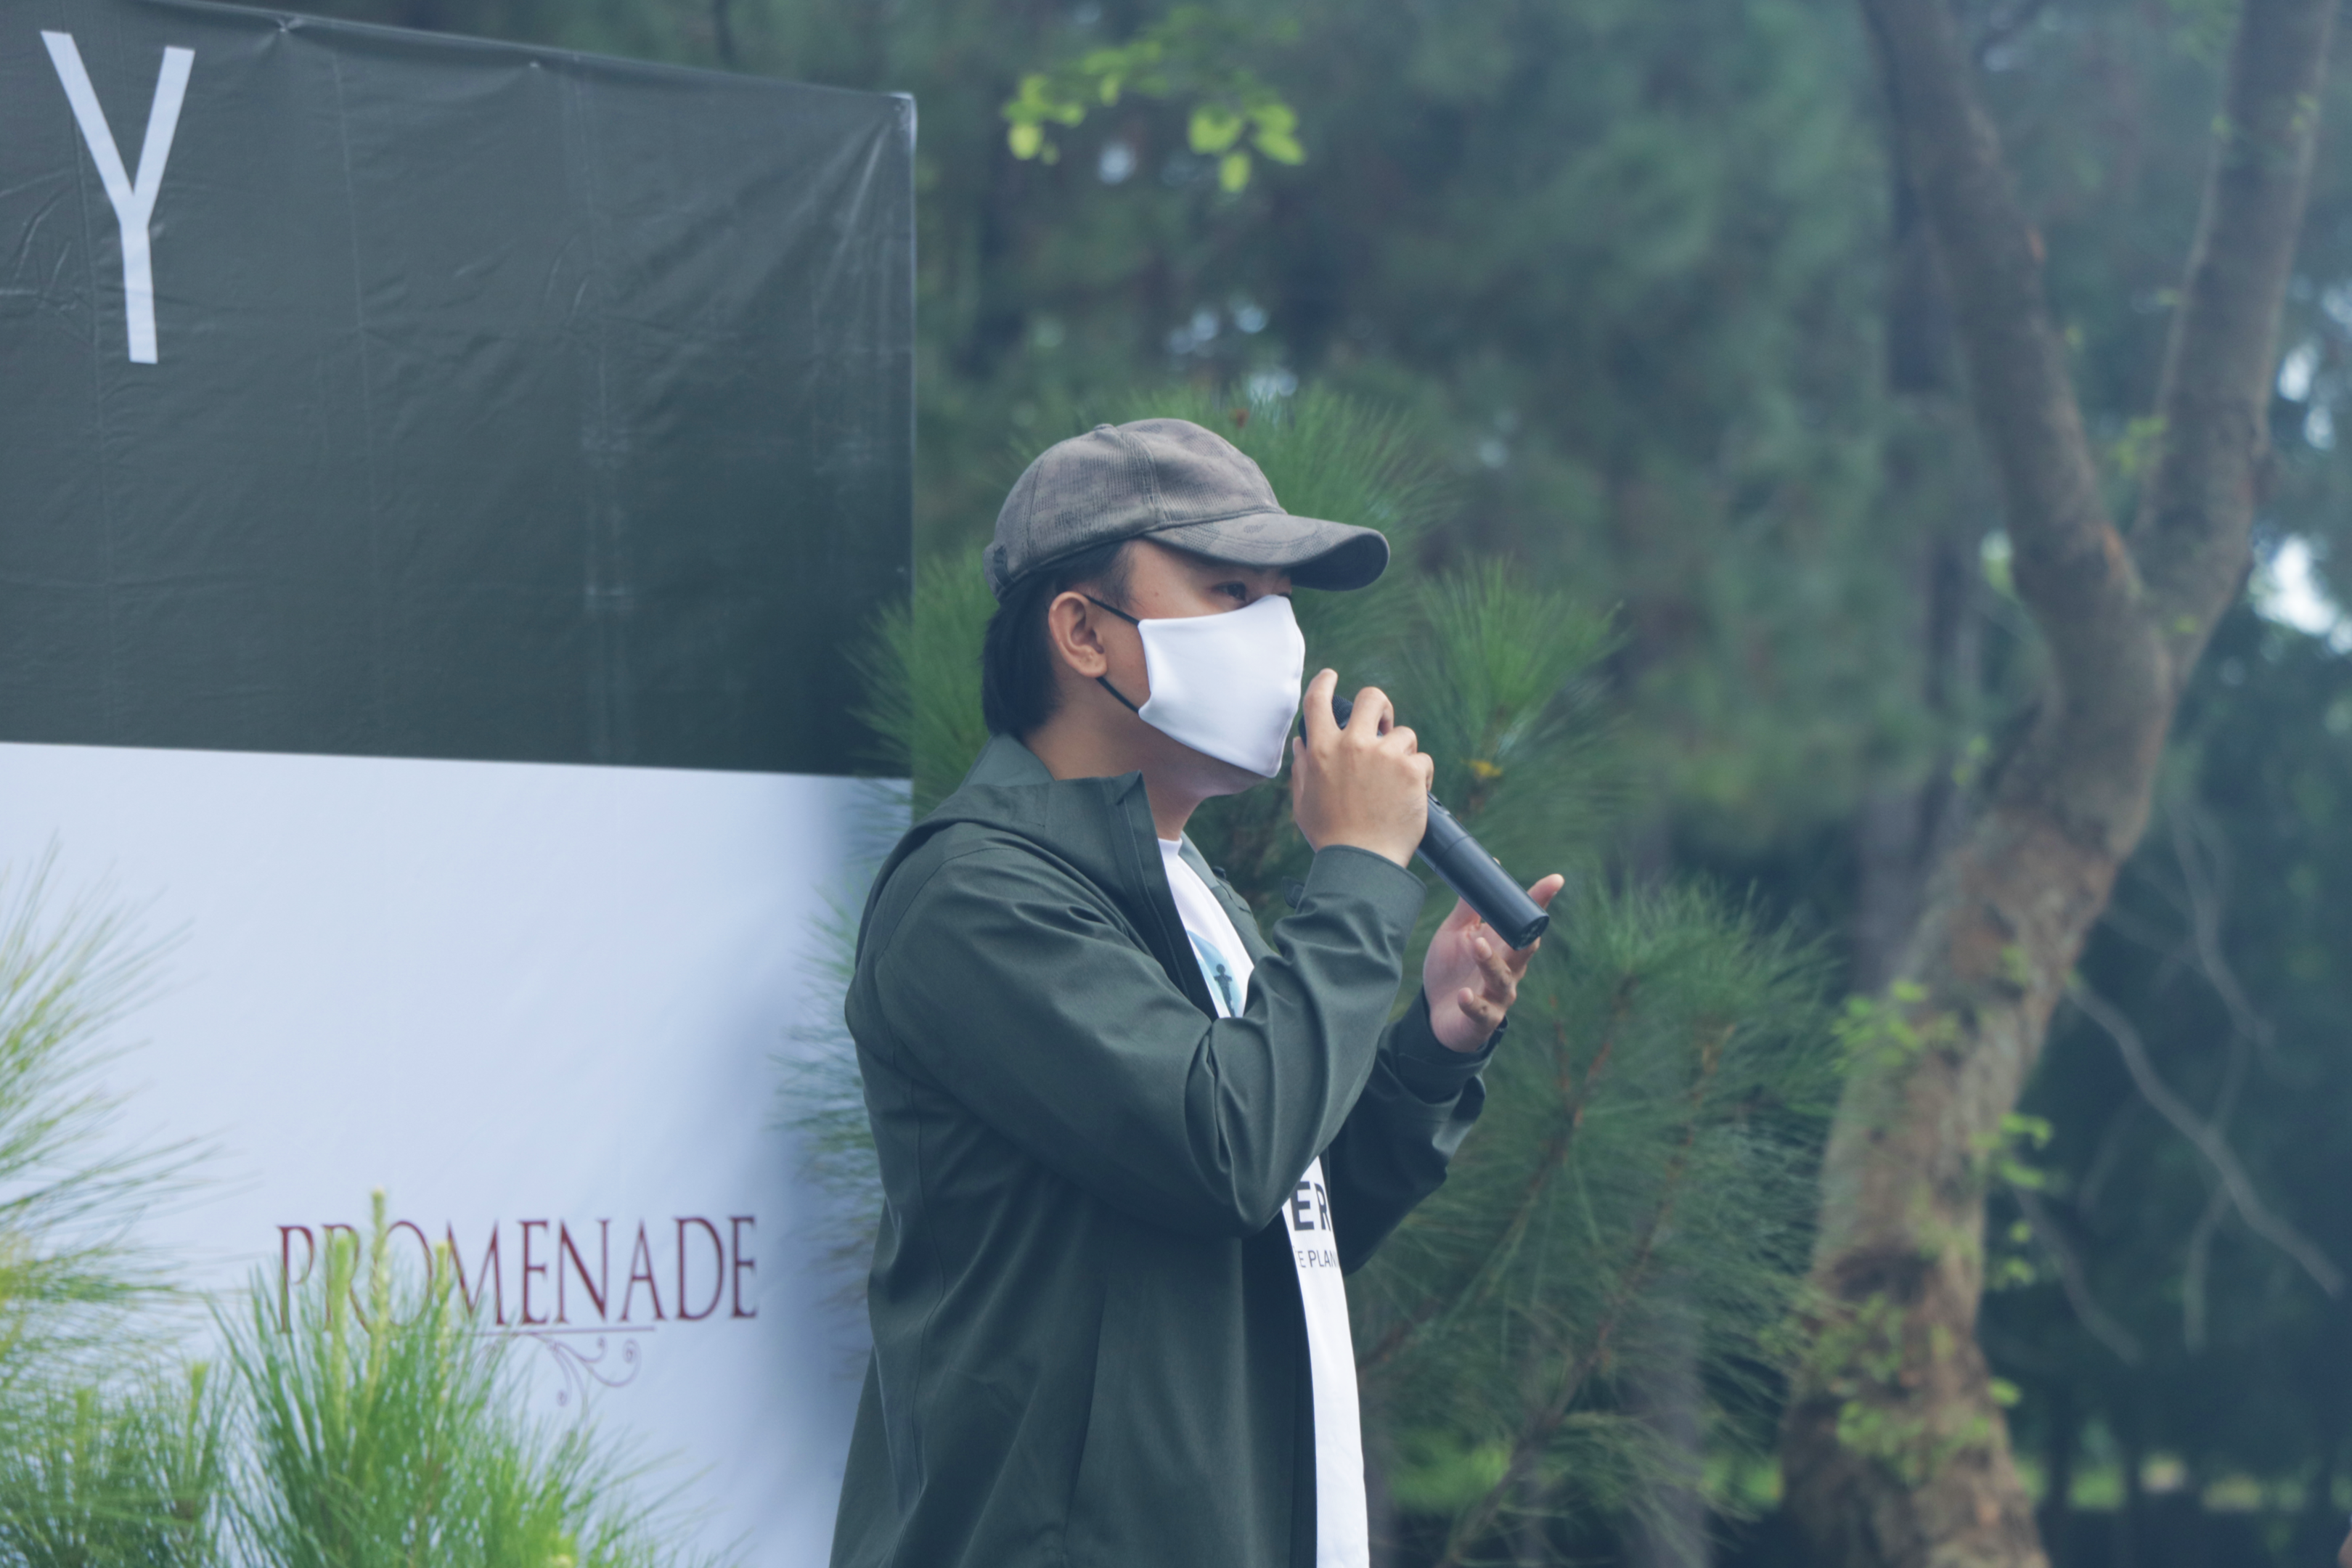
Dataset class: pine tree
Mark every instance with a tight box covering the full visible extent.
[0,865,714,1567]
[0,861,222,1567]
[216,1191,708,1568]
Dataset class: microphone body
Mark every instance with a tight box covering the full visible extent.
[1323,695,1551,950]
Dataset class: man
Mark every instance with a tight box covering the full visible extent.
[830,417,1563,1568]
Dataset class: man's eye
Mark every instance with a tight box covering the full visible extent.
[1217,582,1249,602]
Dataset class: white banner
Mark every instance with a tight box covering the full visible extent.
[0,739,892,1563]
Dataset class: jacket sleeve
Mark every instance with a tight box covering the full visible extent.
[865,839,1426,1238]
[1322,993,1496,1273]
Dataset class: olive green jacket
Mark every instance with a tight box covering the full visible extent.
[829,735,1494,1568]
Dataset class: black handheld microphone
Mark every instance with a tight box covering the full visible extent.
[1320,695,1552,951]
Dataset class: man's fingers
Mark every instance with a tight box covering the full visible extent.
[1347,685,1394,735]
[1474,933,1515,995]
[1302,669,1340,746]
[1458,987,1502,1029]
[1493,875,1566,965]
[1440,896,1479,934]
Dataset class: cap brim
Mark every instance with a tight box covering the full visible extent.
[1141,510,1389,591]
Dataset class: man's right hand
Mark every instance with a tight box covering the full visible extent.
[1289,669,1432,869]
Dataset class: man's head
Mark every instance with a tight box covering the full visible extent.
[980,418,1389,754]
[992,537,1296,798]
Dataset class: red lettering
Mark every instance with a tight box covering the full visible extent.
[385,1220,436,1326]
[621,1222,664,1322]
[276,1214,762,1330]
[444,1222,504,1326]
[557,1220,609,1324]
[322,1222,364,1325]
[276,1225,315,1334]
[519,1219,549,1326]
[730,1215,756,1320]
[676,1217,723,1322]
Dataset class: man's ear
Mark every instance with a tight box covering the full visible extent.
[1045,591,1113,679]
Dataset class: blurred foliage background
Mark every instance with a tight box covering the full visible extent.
[276,0,2352,1562]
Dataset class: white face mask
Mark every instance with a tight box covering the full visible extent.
[1089,592,1307,778]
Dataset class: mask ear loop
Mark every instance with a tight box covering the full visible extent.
[1082,595,1148,714]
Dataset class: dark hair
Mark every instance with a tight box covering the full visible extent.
[981,539,1134,737]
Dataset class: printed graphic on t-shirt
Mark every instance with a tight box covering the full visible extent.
[1286,1166,1339,1271]
[1186,930,1241,1015]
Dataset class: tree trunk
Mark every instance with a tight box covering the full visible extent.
[1779,1,2337,1564]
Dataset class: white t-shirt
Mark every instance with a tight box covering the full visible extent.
[1158,837,1368,1568]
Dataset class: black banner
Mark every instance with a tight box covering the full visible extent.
[1,0,912,775]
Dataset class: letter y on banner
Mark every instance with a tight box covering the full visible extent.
[42,33,193,365]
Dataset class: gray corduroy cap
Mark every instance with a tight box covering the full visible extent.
[984,418,1390,600]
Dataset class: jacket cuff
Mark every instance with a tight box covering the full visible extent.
[1300,844,1429,934]
[1388,989,1500,1102]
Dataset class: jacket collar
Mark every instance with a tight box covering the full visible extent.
[863,734,1218,1016]
[962,730,1056,788]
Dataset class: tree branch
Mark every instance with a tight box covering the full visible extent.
[1860,0,2163,853]
[2073,1096,2144,1223]
[2066,980,2343,1297]
[1359,997,1627,1376]
[2179,962,2253,1352]
[1432,1025,1731,1568]
[1861,0,2126,645]
[2012,1186,2143,1365]
[2133,0,2339,642]
[2181,1181,2231,1352]
[2162,797,2312,1085]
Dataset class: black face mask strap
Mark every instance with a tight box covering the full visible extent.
[1081,595,1146,714]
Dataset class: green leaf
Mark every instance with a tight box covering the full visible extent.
[1190,103,1245,154]
[1008,121,1044,160]
[2000,1112,2054,1150]
[1218,150,1252,191]
[1254,127,1304,164]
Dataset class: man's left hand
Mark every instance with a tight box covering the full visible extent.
[1423,874,1565,1053]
